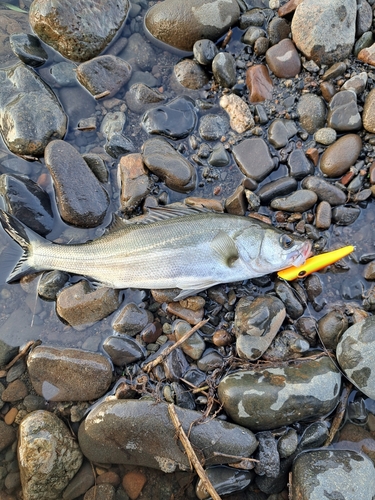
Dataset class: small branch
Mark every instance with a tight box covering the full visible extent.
[143,319,209,373]
[168,403,222,500]
[324,381,352,446]
[94,90,111,99]
[4,340,41,371]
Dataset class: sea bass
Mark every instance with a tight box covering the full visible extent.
[0,207,312,299]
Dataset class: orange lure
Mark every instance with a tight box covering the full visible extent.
[277,245,355,281]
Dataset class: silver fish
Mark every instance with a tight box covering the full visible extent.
[0,207,312,299]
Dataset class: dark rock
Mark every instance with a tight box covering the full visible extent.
[266,38,301,78]
[78,399,258,470]
[296,93,326,134]
[327,90,362,132]
[301,176,346,205]
[0,63,66,156]
[274,279,305,319]
[76,55,132,98]
[193,39,219,65]
[255,431,280,478]
[125,83,165,114]
[196,466,252,499]
[45,140,109,227]
[27,346,113,401]
[318,309,348,350]
[287,149,314,180]
[0,420,16,452]
[118,153,151,214]
[102,335,147,366]
[173,59,209,89]
[38,271,69,301]
[142,137,196,193]
[212,52,236,88]
[258,177,298,205]
[271,190,317,212]
[112,302,153,336]
[105,133,135,159]
[0,173,54,235]
[29,0,130,62]
[142,96,197,139]
[9,33,48,67]
[332,206,361,225]
[82,154,108,183]
[199,114,229,141]
[232,138,274,182]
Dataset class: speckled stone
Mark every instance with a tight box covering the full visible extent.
[336,316,375,398]
[173,59,209,89]
[265,38,301,78]
[297,93,326,134]
[315,201,332,229]
[291,0,357,65]
[30,0,130,62]
[220,93,254,133]
[362,88,375,133]
[320,134,362,177]
[217,355,341,431]
[292,450,375,500]
[144,0,240,53]
[18,410,83,500]
[232,138,274,182]
[314,127,337,145]
[246,64,273,103]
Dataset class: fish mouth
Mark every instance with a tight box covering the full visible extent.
[291,240,313,267]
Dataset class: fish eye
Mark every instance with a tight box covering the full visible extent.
[280,234,294,249]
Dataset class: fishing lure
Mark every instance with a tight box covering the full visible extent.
[277,245,355,280]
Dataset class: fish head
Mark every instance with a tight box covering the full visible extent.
[237,225,312,276]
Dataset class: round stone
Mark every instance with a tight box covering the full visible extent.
[320,134,362,177]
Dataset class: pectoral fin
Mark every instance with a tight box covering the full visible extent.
[210,230,239,267]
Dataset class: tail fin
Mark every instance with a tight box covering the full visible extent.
[0,209,47,282]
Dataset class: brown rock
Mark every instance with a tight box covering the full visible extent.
[1,380,28,402]
[265,38,301,78]
[225,185,247,215]
[362,88,375,133]
[96,471,121,488]
[166,302,204,325]
[56,281,120,328]
[76,55,132,98]
[118,153,151,213]
[320,134,362,177]
[246,64,273,102]
[278,0,303,17]
[306,148,319,166]
[122,470,147,500]
[83,484,115,500]
[364,262,375,280]
[358,43,375,67]
[4,408,18,425]
[0,420,16,452]
[320,81,336,103]
[27,346,113,401]
[184,197,224,212]
[370,161,375,185]
[315,201,332,230]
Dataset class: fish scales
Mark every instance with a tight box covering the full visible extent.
[0,209,312,298]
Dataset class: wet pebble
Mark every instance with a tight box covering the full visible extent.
[271,189,317,212]
[18,410,83,500]
[45,140,109,227]
[278,428,298,458]
[83,484,115,500]
[167,301,204,325]
[9,33,48,67]
[208,143,230,167]
[234,296,286,360]
[142,96,197,139]
[196,466,252,499]
[142,137,196,193]
[173,319,205,360]
[212,52,237,88]
[78,400,257,471]
[336,315,375,398]
[197,348,223,372]
[49,61,77,87]
[362,88,375,133]
[318,309,348,350]
[219,93,254,133]
[225,184,247,215]
[76,55,132,98]
[292,449,375,500]
[246,64,273,103]
[274,279,305,319]
[0,173,54,236]
[232,137,274,181]
[100,111,126,139]
[287,149,314,180]
[327,90,362,132]
[118,153,151,214]
[144,0,240,53]
[102,335,147,366]
[263,329,310,361]
[105,133,135,159]
[119,33,155,72]
[255,431,280,478]
[125,83,165,114]
[266,38,301,78]
[112,302,153,336]
[198,114,229,141]
[173,59,209,89]
[302,176,346,205]
[27,346,113,401]
[1,379,27,402]
[193,39,218,65]
[218,355,341,431]
[243,26,266,46]
[364,261,375,280]
[296,93,326,135]
[56,281,120,329]
[332,206,360,225]
[258,177,298,205]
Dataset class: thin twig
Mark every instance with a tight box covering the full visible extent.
[4,340,41,370]
[168,403,222,500]
[324,381,352,446]
[143,319,208,373]
[94,90,110,99]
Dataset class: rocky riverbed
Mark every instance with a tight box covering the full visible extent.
[2,0,375,498]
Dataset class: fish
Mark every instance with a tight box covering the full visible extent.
[0,207,312,300]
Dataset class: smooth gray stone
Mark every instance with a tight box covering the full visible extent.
[78,399,258,471]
